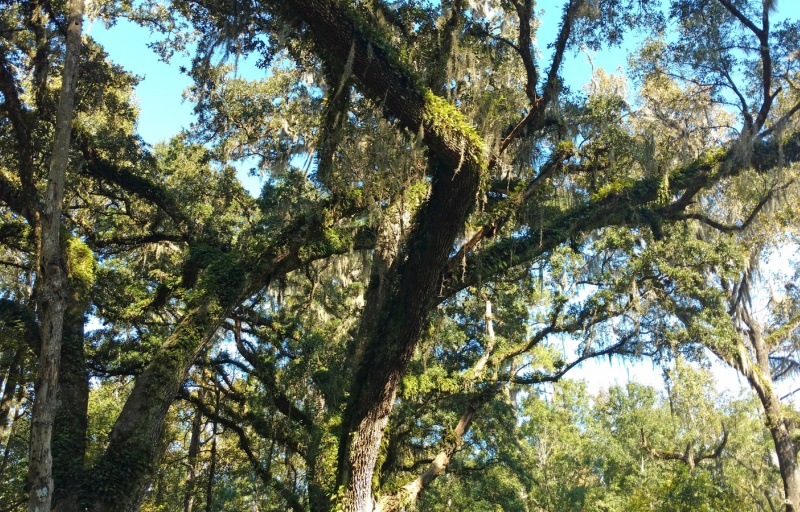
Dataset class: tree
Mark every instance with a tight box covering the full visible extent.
[1,0,800,511]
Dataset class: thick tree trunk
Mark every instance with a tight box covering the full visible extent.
[53,302,89,512]
[747,321,800,512]
[261,3,489,509]
[335,156,481,511]
[28,1,83,510]
[763,391,800,512]
[88,304,228,512]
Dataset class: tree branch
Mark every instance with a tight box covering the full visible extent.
[641,424,728,472]
[376,383,502,511]
[675,177,795,234]
[179,389,305,512]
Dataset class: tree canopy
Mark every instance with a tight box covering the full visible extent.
[1,0,800,511]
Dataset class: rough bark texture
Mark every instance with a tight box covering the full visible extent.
[257,2,511,509]
[52,301,89,512]
[709,312,799,512]
[28,1,83,510]
[741,329,799,512]
[183,389,204,512]
[376,301,500,511]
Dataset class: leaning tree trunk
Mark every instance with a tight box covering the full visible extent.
[334,154,481,511]
[261,2,489,509]
[28,1,83,510]
[747,327,800,511]
[183,387,204,512]
[713,319,800,512]
[761,384,800,511]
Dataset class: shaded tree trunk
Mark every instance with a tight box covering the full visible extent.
[205,391,218,512]
[335,155,481,511]
[745,328,799,512]
[82,198,371,510]
[88,304,229,512]
[184,389,204,512]
[53,300,89,512]
[0,346,24,430]
[28,0,83,509]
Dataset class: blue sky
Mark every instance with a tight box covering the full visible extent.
[87,4,632,193]
[88,20,195,143]
[87,3,632,144]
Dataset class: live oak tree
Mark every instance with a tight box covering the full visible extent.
[2,0,800,511]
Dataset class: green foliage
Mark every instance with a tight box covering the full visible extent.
[421,372,780,512]
[1,0,799,511]
[66,236,96,298]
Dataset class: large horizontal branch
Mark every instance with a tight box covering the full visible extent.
[442,130,800,300]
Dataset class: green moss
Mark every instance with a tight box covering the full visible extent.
[423,90,488,170]
[66,237,96,295]
[669,146,726,189]
[590,178,636,202]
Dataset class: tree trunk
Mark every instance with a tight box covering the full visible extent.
[747,320,800,512]
[763,391,799,512]
[335,156,480,511]
[28,1,83,510]
[205,392,218,512]
[713,323,799,512]
[88,304,228,512]
[53,301,89,512]
[258,4,489,510]
[0,346,23,430]
[184,389,204,512]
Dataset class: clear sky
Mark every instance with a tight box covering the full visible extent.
[86,4,797,403]
[88,19,195,144]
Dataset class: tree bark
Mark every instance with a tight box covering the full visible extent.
[28,1,83,510]
[184,389,204,512]
[88,303,229,512]
[257,3,489,510]
[52,301,89,512]
[711,321,799,512]
[333,154,480,511]
[745,332,800,512]
[205,391,218,512]
[83,200,368,510]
